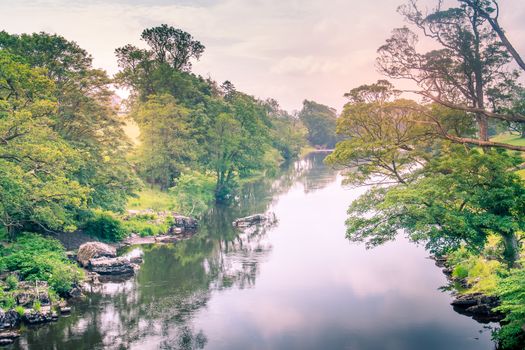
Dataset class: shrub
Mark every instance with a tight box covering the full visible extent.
[493,268,525,349]
[82,210,127,242]
[0,233,84,296]
[33,300,41,312]
[5,274,18,291]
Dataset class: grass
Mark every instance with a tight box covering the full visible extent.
[491,133,525,147]
[127,187,177,211]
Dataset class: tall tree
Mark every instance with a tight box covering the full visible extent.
[377,0,525,150]
[0,51,88,237]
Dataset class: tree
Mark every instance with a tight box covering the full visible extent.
[0,51,88,238]
[141,24,204,71]
[0,31,138,212]
[344,147,525,266]
[377,0,525,150]
[299,100,338,148]
[131,94,197,190]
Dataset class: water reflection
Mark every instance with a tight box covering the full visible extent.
[11,153,494,350]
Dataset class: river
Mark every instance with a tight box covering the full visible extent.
[11,152,495,350]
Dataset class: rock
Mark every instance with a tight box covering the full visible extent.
[60,306,71,314]
[170,214,198,232]
[154,236,178,244]
[88,257,134,275]
[14,281,50,307]
[233,213,276,228]
[451,293,503,323]
[0,330,19,346]
[0,310,20,329]
[68,286,83,298]
[23,306,56,324]
[77,242,116,267]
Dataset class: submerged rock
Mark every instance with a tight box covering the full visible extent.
[233,213,276,228]
[77,242,116,267]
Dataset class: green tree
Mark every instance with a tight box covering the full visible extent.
[131,94,197,190]
[0,31,138,212]
[345,147,525,266]
[0,51,88,237]
[299,100,338,148]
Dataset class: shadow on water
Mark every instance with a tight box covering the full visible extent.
[11,152,495,350]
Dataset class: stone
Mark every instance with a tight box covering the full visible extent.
[154,236,179,244]
[0,310,20,329]
[88,257,134,275]
[233,213,276,228]
[77,242,116,267]
[171,214,198,232]
[14,281,50,307]
[68,287,83,298]
[60,306,71,314]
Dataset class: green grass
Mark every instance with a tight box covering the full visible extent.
[491,133,525,146]
[127,187,177,211]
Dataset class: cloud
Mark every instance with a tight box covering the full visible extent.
[0,0,523,111]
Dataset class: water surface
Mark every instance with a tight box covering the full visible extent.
[12,153,495,350]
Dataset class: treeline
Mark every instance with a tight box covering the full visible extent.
[0,24,344,240]
[327,1,525,348]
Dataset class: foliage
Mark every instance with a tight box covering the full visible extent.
[123,218,168,237]
[82,210,127,242]
[170,171,215,218]
[0,51,89,237]
[343,147,525,266]
[299,100,338,148]
[493,266,525,349]
[0,31,139,214]
[0,233,84,295]
[377,0,524,150]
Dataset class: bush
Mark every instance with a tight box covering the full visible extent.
[82,210,127,242]
[5,274,18,291]
[0,233,84,296]
[494,268,525,349]
[123,219,167,237]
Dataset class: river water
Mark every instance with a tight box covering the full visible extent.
[12,152,495,350]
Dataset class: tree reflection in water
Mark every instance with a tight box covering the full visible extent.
[13,152,336,350]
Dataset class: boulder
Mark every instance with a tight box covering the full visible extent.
[77,242,116,267]
[233,213,276,228]
[88,257,135,275]
[0,310,20,329]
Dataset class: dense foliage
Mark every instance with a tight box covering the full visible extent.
[116,25,307,201]
[0,233,84,295]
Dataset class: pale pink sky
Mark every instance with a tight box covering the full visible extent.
[1,0,524,111]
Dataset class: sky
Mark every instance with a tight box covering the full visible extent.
[1,0,524,112]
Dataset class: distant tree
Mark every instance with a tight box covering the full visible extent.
[299,100,338,148]
[141,24,204,71]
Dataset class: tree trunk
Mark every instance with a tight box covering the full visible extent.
[521,123,525,139]
[502,232,520,267]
